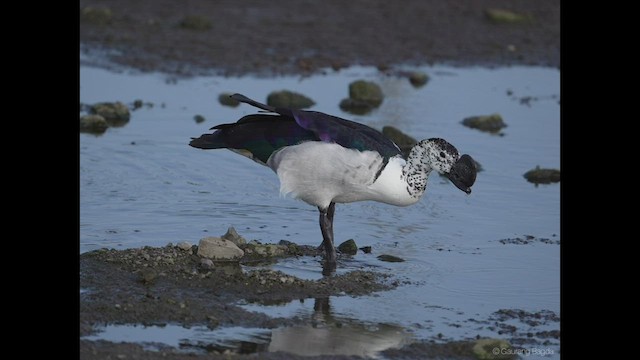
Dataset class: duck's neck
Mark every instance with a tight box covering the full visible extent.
[402,141,435,198]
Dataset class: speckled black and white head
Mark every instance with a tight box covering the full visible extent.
[404,138,477,196]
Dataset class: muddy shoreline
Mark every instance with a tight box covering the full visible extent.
[80,239,559,359]
[80,0,559,77]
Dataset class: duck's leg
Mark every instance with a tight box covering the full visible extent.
[319,202,337,270]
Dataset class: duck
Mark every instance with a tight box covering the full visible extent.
[190,93,477,273]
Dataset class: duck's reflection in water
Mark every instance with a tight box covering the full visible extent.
[268,297,412,357]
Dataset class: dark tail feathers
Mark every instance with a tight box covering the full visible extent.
[189,133,226,149]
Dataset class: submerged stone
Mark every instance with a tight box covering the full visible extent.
[80,114,109,134]
[267,90,315,109]
[461,114,506,133]
[339,98,375,115]
[377,254,405,263]
[523,166,560,184]
[348,80,384,107]
[90,102,131,127]
[408,71,430,87]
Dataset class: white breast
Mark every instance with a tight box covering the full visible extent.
[267,142,418,209]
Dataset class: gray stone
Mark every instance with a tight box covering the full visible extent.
[197,237,244,260]
[221,226,246,246]
[200,258,215,269]
[176,241,192,251]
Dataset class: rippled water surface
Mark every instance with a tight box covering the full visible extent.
[80,64,560,358]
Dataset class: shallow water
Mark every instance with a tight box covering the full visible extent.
[80,64,560,358]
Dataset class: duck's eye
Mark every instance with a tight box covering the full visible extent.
[440,152,445,158]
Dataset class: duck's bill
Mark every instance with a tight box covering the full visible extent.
[446,154,477,194]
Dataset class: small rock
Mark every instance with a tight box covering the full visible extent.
[114,304,121,309]
[218,93,240,107]
[339,98,376,115]
[339,80,384,114]
[80,114,109,134]
[221,227,246,246]
[377,254,405,263]
[176,241,192,251]
[408,71,430,87]
[90,102,131,127]
[472,338,513,359]
[81,7,112,25]
[193,114,205,123]
[249,243,287,257]
[197,237,244,260]
[132,99,144,110]
[382,126,417,158]
[359,246,372,254]
[267,90,315,109]
[180,15,212,30]
[200,258,215,269]
[337,239,358,255]
[485,8,532,24]
[523,166,560,184]
[461,114,506,133]
[138,269,157,284]
[348,80,384,107]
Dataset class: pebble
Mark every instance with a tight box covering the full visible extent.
[176,241,192,251]
[200,258,215,269]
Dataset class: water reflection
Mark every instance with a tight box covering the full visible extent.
[267,297,412,357]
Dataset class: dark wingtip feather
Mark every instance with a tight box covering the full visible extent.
[189,133,225,149]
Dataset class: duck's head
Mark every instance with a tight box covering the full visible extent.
[421,138,477,194]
